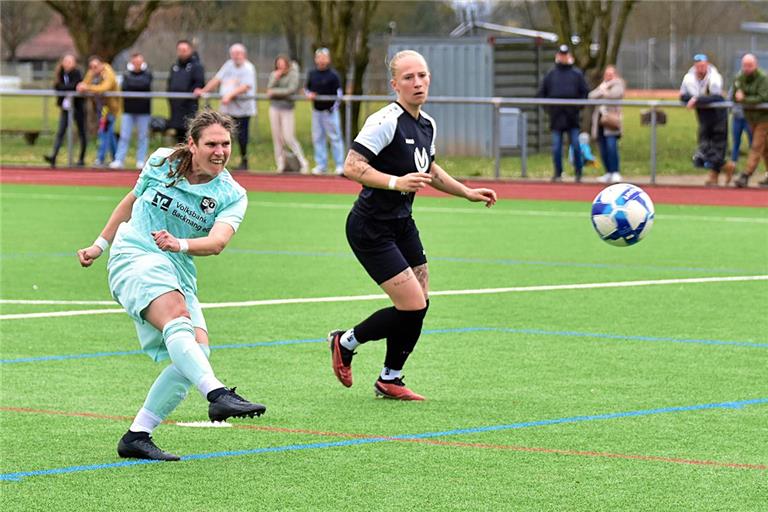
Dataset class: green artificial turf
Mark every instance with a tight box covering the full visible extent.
[0,184,766,511]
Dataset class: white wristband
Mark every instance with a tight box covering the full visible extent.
[178,239,189,253]
[387,176,398,190]
[93,236,109,252]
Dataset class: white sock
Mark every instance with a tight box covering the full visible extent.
[163,317,225,398]
[129,407,163,434]
[340,329,359,351]
[380,367,402,381]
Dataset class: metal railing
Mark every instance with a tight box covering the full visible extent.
[1,88,766,183]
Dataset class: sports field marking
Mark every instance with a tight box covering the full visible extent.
[3,248,758,276]
[2,397,765,481]
[2,192,766,223]
[2,326,766,365]
[2,275,766,321]
[3,406,765,472]
[0,299,117,305]
[249,200,768,224]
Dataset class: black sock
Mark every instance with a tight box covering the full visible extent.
[353,306,400,343]
[206,387,227,402]
[384,301,429,370]
[123,430,150,442]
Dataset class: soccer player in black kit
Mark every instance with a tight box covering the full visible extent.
[328,50,497,400]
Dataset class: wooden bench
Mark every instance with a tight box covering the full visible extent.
[0,129,42,145]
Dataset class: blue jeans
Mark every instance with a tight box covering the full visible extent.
[115,113,151,164]
[311,109,345,170]
[552,128,582,177]
[731,116,753,162]
[597,134,620,173]
[97,113,117,163]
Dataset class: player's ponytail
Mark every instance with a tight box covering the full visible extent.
[157,108,238,187]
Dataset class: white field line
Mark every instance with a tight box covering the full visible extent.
[1,275,765,321]
[0,300,116,305]
[1,193,766,223]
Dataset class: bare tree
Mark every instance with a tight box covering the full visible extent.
[308,0,379,135]
[45,0,165,62]
[546,0,636,86]
[0,1,52,61]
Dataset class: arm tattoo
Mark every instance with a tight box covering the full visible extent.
[346,150,372,180]
[430,164,445,184]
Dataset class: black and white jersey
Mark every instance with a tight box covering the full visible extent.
[350,102,436,220]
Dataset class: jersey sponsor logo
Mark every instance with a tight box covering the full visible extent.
[405,138,415,144]
[414,147,430,173]
[151,191,172,211]
[200,197,217,214]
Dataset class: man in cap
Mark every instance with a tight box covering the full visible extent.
[680,53,732,186]
[537,45,589,183]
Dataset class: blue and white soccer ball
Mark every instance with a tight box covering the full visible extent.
[591,184,655,246]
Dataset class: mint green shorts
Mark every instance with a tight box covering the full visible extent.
[107,251,207,362]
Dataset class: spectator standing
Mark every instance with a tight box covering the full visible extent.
[168,40,205,144]
[111,53,153,170]
[44,53,86,168]
[77,56,120,167]
[733,54,768,188]
[537,45,589,182]
[267,55,309,173]
[728,84,753,167]
[588,65,625,183]
[196,43,256,170]
[305,48,345,175]
[680,54,733,186]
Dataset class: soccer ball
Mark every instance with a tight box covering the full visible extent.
[591,183,655,246]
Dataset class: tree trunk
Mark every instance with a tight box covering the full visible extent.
[45,0,163,62]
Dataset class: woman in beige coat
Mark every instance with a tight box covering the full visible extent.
[589,66,625,183]
[267,55,309,173]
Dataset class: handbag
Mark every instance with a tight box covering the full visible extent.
[600,111,621,131]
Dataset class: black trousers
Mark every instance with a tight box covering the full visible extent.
[51,108,87,163]
[233,116,250,159]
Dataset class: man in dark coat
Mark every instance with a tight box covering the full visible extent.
[537,45,589,182]
[167,40,205,143]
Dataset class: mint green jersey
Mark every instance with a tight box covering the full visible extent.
[111,147,248,293]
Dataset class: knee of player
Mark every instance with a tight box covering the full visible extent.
[168,305,191,320]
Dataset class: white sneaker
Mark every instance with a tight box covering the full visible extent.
[136,160,145,170]
[334,166,344,175]
[597,173,611,183]
[610,173,623,183]
[108,160,124,169]
[311,166,326,175]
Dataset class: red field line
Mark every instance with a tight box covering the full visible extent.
[2,166,766,207]
[3,406,764,471]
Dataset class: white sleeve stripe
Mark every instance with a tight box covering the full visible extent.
[353,103,401,156]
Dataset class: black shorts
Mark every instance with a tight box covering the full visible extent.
[346,211,427,285]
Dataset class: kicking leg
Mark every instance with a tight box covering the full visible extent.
[143,291,266,422]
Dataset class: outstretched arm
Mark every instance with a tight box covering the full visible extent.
[428,162,497,207]
[77,191,136,267]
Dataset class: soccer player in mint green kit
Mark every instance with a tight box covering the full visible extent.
[78,109,265,461]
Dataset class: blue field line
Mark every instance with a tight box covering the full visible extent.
[2,397,765,482]
[2,247,755,275]
[2,327,766,365]
[225,248,753,274]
